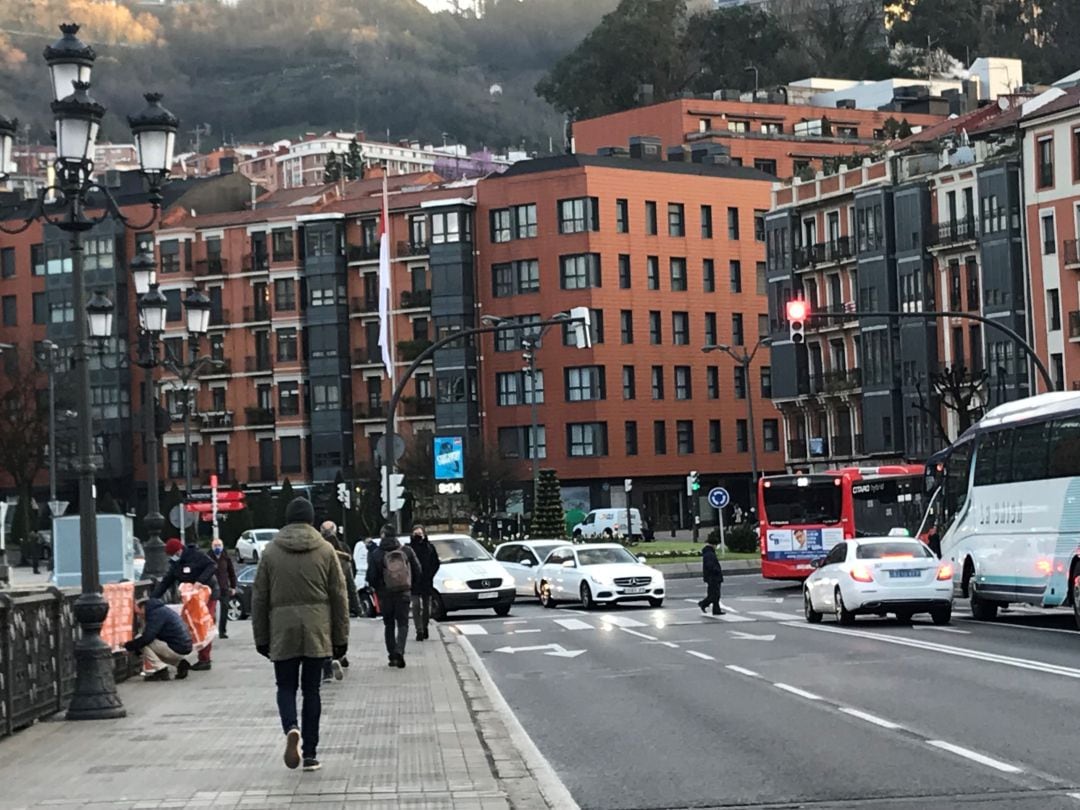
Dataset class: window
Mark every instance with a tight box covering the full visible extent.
[0,247,13,278]
[160,239,180,273]
[567,422,608,457]
[1,295,15,326]
[312,383,340,411]
[668,203,685,237]
[495,314,541,351]
[705,312,717,345]
[625,421,638,455]
[493,259,540,297]
[763,419,779,452]
[271,229,294,262]
[707,366,719,399]
[49,301,73,324]
[675,366,692,400]
[279,381,300,416]
[649,311,662,344]
[1042,213,1056,255]
[734,365,747,399]
[279,436,301,474]
[616,198,629,233]
[620,310,634,344]
[709,420,721,453]
[1038,136,1054,188]
[274,278,295,311]
[276,328,298,362]
[1052,353,1064,391]
[164,288,182,322]
[647,256,659,290]
[729,260,742,293]
[645,201,657,235]
[496,370,544,406]
[498,426,546,460]
[431,211,468,244]
[676,420,694,455]
[757,262,767,294]
[703,259,715,292]
[758,313,770,340]
[31,244,44,276]
[622,365,636,400]
[32,292,46,325]
[736,419,748,452]
[565,366,606,402]
[491,208,512,242]
[753,159,777,176]
[732,313,744,346]
[701,205,713,239]
[672,311,689,345]
[651,365,665,400]
[558,197,599,233]
[559,253,601,289]
[309,286,336,307]
[1048,288,1061,331]
[964,256,979,311]
[670,258,687,291]
[513,203,537,239]
[754,210,766,242]
[761,366,772,398]
[653,420,667,455]
[727,207,740,240]
[618,254,631,289]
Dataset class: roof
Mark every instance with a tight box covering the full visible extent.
[888,97,1029,151]
[1020,86,1080,125]
[969,392,1080,431]
[492,153,775,183]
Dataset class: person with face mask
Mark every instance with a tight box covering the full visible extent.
[153,538,220,670]
[409,525,440,642]
[210,537,237,639]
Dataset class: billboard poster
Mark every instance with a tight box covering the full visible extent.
[433,436,464,480]
[764,527,844,559]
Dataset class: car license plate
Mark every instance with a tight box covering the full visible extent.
[888,569,921,578]
[622,587,647,594]
[478,591,499,600]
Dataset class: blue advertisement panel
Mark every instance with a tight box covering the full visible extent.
[434,436,464,480]
[764,527,844,560]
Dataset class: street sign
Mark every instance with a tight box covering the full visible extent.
[185,501,244,513]
[48,499,69,517]
[437,481,463,495]
[374,434,406,465]
[434,436,464,480]
[708,487,730,509]
[169,504,196,529]
[187,491,244,502]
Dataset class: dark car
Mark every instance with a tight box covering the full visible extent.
[227,564,257,621]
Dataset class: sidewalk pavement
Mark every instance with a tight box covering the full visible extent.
[0,616,562,810]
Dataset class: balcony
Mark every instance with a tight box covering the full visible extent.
[793,243,827,269]
[930,216,976,247]
[397,240,429,257]
[243,253,270,273]
[826,236,855,262]
[1070,310,1080,339]
[397,338,433,361]
[400,289,432,308]
[194,257,227,276]
[354,402,386,420]
[1065,239,1080,269]
[351,296,377,314]
[831,435,854,456]
[245,356,273,373]
[245,406,276,426]
[248,465,276,482]
[243,304,270,322]
[347,244,380,262]
[353,346,382,365]
[208,308,230,328]
[198,411,234,431]
[203,359,231,376]
[823,368,862,393]
[787,438,808,459]
[402,396,435,417]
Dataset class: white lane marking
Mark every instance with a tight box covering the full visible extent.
[912,625,971,635]
[774,683,822,701]
[733,597,785,604]
[706,613,756,623]
[956,619,1080,636]
[660,641,679,648]
[599,615,647,628]
[926,740,1024,774]
[683,598,699,604]
[503,620,528,625]
[1067,792,1080,801]
[750,611,802,621]
[455,625,488,636]
[726,665,761,678]
[839,707,902,730]
[789,622,1080,680]
[620,628,658,641]
[513,628,542,634]
[554,618,594,631]
[729,631,776,641]
[687,650,715,661]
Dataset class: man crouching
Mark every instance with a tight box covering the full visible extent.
[125,597,194,681]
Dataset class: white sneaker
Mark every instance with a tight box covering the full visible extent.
[331,659,344,681]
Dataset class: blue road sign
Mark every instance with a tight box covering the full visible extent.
[708,487,730,509]
[434,436,464,480]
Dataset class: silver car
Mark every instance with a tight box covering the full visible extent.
[494,540,565,598]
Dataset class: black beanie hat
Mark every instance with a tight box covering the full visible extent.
[285,497,315,526]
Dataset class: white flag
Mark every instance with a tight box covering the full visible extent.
[377,175,393,379]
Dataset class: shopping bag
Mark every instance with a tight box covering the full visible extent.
[179,582,218,650]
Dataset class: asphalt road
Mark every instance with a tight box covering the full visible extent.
[444,574,1080,809]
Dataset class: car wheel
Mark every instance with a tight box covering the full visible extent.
[602,528,613,539]
[969,582,998,621]
[804,588,822,623]
[648,597,664,608]
[834,588,855,625]
[580,583,595,610]
[227,597,243,622]
[493,603,512,617]
[895,611,913,625]
[539,581,558,609]
[573,530,582,542]
[930,604,952,625]
[251,549,259,563]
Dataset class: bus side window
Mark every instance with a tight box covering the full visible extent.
[943,439,974,525]
[1048,418,1080,478]
[1011,421,1050,482]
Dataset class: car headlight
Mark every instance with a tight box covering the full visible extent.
[589,575,611,586]
[442,579,469,592]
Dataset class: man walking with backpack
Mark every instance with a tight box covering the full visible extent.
[367,524,421,668]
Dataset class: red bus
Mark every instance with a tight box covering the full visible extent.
[757,465,928,580]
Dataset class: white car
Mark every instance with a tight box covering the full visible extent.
[536,543,665,610]
[236,528,278,563]
[572,509,643,541]
[493,540,565,598]
[803,538,953,625]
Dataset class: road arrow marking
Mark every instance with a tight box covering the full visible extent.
[494,643,586,658]
[729,631,776,641]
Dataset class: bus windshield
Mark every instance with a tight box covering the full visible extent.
[762,482,843,525]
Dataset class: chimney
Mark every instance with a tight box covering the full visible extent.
[667,145,689,162]
[628,135,662,162]
[219,156,236,175]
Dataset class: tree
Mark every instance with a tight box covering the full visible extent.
[530,468,565,539]
[247,488,276,529]
[463,443,519,518]
[0,355,49,553]
[346,138,364,180]
[684,6,795,95]
[914,365,988,445]
[324,151,342,183]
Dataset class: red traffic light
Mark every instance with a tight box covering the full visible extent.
[786,300,809,321]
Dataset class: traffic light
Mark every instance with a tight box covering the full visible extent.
[686,470,700,496]
[381,468,406,511]
[786,299,808,344]
[336,481,351,509]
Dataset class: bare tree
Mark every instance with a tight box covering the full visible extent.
[914,365,988,445]
[0,353,49,545]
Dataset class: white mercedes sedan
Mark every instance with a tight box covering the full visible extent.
[535,543,665,610]
[493,540,565,598]
[803,538,953,625]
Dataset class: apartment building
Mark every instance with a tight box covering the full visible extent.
[275,133,439,189]
[475,144,785,524]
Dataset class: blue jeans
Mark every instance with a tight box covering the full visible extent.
[274,657,328,759]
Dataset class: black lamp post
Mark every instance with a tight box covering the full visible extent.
[134,258,167,577]
[0,23,178,721]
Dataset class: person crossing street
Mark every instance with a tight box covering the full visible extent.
[698,535,725,615]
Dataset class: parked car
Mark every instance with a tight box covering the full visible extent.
[236,529,278,563]
[493,540,565,598]
[227,564,258,621]
[572,509,643,541]
[536,543,665,610]
[803,538,953,625]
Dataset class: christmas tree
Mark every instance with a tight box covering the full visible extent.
[530,468,565,539]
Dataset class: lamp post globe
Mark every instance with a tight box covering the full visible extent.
[51,81,105,169]
[128,93,178,192]
[183,287,212,336]
[138,285,168,335]
[0,114,16,181]
[130,252,156,296]
[43,23,95,102]
[86,290,114,340]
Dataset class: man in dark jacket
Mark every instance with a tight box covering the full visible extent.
[125,597,194,681]
[698,536,725,615]
[367,525,421,668]
[210,538,237,639]
[252,497,349,772]
[153,538,219,670]
[409,525,440,641]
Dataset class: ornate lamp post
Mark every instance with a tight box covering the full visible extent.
[0,23,178,720]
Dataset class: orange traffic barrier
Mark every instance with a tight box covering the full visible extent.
[101,581,136,652]
[179,582,218,649]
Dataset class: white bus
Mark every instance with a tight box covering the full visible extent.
[925,392,1080,629]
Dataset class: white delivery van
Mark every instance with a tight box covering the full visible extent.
[572,509,643,541]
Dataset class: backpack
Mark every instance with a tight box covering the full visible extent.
[383,548,412,593]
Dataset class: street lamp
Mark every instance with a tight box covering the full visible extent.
[0,22,178,722]
[702,337,771,511]
[130,252,156,297]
